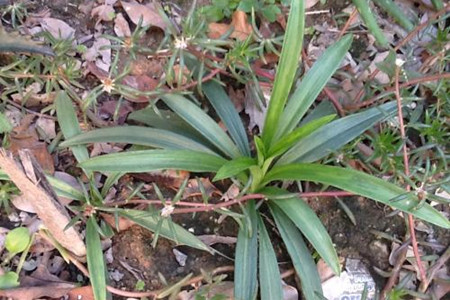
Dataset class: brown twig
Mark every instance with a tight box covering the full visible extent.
[338,8,358,40]
[386,63,426,293]
[381,243,409,298]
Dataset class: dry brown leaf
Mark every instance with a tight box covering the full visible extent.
[208,10,252,41]
[9,115,54,174]
[91,4,116,22]
[121,0,166,30]
[197,235,237,246]
[0,149,86,256]
[84,37,111,72]
[306,0,320,8]
[101,213,135,231]
[121,74,159,102]
[67,286,95,300]
[40,17,76,40]
[114,12,131,37]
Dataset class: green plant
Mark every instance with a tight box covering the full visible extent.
[201,0,288,23]
[56,1,450,300]
[1,1,28,28]
[0,227,32,289]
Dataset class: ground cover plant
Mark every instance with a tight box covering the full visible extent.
[0,0,449,299]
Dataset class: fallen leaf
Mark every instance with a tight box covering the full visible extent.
[91,4,116,22]
[114,12,131,37]
[244,83,269,131]
[67,286,95,300]
[208,10,252,41]
[35,117,56,139]
[8,115,54,174]
[11,194,35,213]
[306,0,320,8]
[40,18,76,40]
[84,37,111,72]
[121,74,159,102]
[177,281,234,300]
[121,0,166,30]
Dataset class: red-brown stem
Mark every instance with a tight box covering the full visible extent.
[338,8,358,40]
[348,72,450,110]
[174,68,222,91]
[106,191,354,213]
[353,4,450,104]
[394,64,426,283]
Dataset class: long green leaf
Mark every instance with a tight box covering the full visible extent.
[203,81,250,156]
[119,209,212,252]
[46,175,84,201]
[270,204,323,300]
[79,150,226,173]
[55,91,90,167]
[352,0,388,47]
[277,101,397,164]
[161,94,240,158]
[262,187,340,275]
[86,217,108,300]
[257,215,283,300]
[234,201,258,300]
[268,114,336,157]
[261,0,305,148]
[128,107,209,143]
[264,164,450,229]
[276,35,353,140]
[59,126,218,155]
[213,157,256,181]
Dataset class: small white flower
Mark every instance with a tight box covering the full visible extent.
[161,204,175,217]
[101,78,115,94]
[174,36,189,49]
[395,58,405,67]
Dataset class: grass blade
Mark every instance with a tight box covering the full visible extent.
[263,188,340,275]
[55,91,90,166]
[203,81,250,156]
[276,35,353,140]
[264,164,450,229]
[60,126,218,155]
[234,201,258,300]
[277,101,397,164]
[352,0,388,47]
[79,150,226,173]
[119,209,212,252]
[161,94,240,158]
[261,0,305,148]
[213,157,256,181]
[86,217,108,300]
[372,0,415,31]
[270,204,323,300]
[257,214,283,300]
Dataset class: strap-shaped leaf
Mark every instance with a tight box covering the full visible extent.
[213,157,256,181]
[56,91,90,167]
[60,126,218,155]
[46,175,84,201]
[119,209,212,252]
[86,217,108,300]
[234,200,258,300]
[128,107,208,143]
[257,214,283,300]
[268,114,335,158]
[276,35,353,140]
[203,81,250,156]
[262,0,305,148]
[277,101,397,164]
[161,94,240,158]
[270,204,323,300]
[264,164,450,229]
[79,150,226,173]
[353,0,389,47]
[263,188,340,275]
